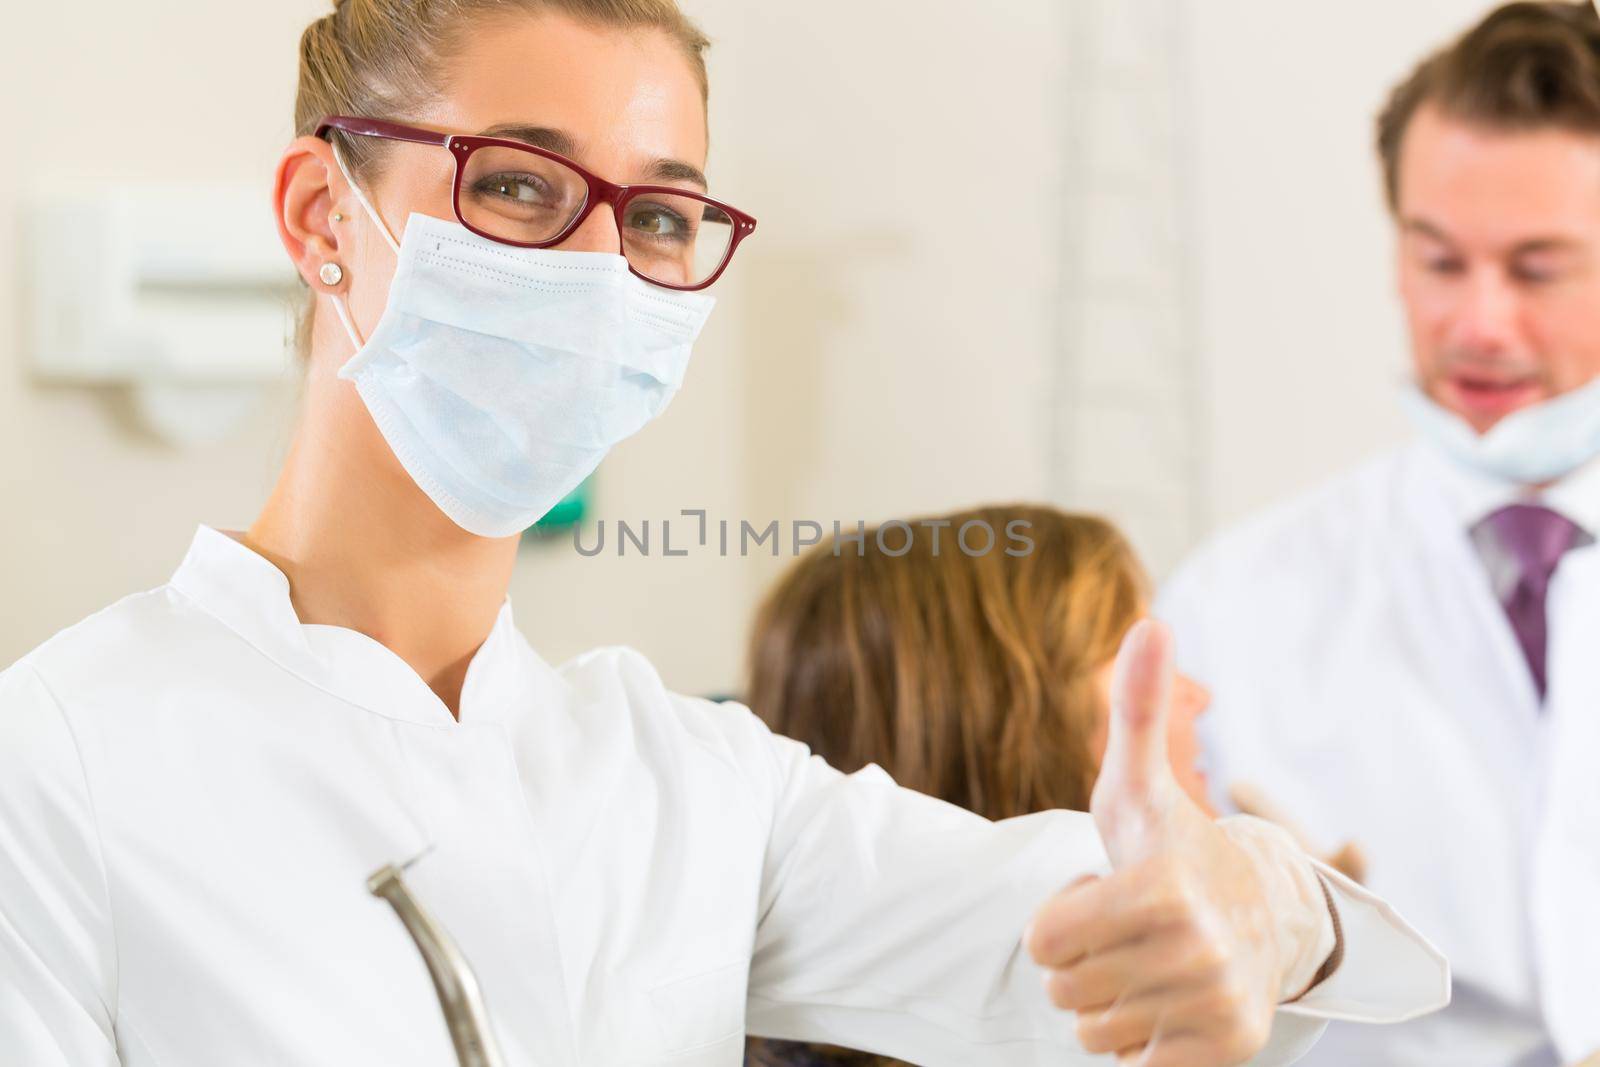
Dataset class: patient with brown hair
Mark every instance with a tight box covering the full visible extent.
[741,504,1213,1067]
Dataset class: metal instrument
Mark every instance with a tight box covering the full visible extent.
[368,852,508,1067]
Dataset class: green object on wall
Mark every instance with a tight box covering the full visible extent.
[521,476,592,544]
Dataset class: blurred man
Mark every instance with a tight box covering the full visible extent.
[1160,4,1600,1065]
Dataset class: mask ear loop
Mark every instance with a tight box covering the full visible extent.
[326,138,403,353]
[329,291,366,354]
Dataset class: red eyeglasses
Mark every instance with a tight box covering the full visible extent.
[315,115,757,292]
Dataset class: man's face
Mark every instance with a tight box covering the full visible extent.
[1396,103,1600,433]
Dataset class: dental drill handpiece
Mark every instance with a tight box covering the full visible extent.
[368,856,508,1067]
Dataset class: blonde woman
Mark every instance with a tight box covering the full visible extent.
[0,3,1443,1065]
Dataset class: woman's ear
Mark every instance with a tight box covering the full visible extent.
[274,135,351,293]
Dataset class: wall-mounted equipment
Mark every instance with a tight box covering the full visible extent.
[24,184,300,445]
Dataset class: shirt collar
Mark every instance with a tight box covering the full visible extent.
[1414,440,1600,536]
[1542,455,1600,538]
[168,525,533,727]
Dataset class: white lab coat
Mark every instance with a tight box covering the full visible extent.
[1160,440,1600,1067]
[0,526,1445,1066]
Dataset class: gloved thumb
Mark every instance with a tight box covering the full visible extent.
[1091,619,1185,867]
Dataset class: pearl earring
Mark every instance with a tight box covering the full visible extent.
[331,212,345,222]
[319,262,345,287]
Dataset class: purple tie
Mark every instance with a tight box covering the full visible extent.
[1479,504,1585,700]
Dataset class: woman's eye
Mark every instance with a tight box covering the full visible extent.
[476,173,551,205]
[1424,257,1465,276]
[627,204,690,240]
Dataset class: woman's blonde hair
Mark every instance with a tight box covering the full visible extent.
[290,0,710,352]
[295,0,709,174]
[746,504,1150,823]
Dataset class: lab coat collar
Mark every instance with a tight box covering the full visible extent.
[169,525,529,728]
[1544,455,1600,537]
[1413,440,1600,538]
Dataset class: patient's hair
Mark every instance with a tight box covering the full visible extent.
[742,506,1147,1067]
[746,504,1148,823]
[1378,1,1600,210]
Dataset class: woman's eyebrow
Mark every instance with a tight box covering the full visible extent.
[646,158,708,190]
[479,122,578,156]
[477,123,708,189]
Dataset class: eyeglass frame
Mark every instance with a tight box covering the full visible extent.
[314,114,758,292]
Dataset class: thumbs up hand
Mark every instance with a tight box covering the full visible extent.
[1025,621,1337,1066]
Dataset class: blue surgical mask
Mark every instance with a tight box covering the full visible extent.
[329,159,715,538]
[1401,374,1600,486]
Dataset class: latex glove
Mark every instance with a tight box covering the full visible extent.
[1026,620,1338,1066]
[1229,782,1368,885]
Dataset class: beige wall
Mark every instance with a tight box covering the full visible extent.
[0,2,318,670]
[508,0,1066,693]
[1184,0,1495,525]
[0,0,1506,696]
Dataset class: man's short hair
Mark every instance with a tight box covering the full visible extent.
[1377,1,1600,211]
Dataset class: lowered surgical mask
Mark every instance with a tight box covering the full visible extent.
[1400,374,1600,486]
[327,158,714,538]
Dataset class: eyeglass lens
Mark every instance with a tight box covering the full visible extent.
[458,144,735,288]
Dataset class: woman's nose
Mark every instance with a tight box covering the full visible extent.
[557,202,624,255]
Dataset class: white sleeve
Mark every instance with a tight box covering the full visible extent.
[0,663,121,1066]
[744,728,1098,1064]
[740,719,1447,1066]
[1285,860,1451,1024]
